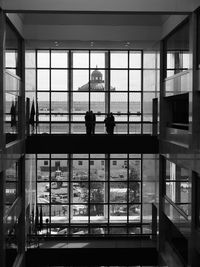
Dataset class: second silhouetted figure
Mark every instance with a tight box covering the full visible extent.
[104,112,115,134]
[85,110,96,134]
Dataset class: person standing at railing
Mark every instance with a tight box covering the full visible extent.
[104,112,116,134]
[85,111,92,134]
[91,110,96,134]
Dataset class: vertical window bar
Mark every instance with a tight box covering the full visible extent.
[128,51,130,134]
[49,50,52,134]
[141,50,144,134]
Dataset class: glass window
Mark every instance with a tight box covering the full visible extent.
[91,51,105,68]
[110,52,128,68]
[37,70,50,90]
[37,50,50,68]
[129,51,141,68]
[51,70,68,90]
[73,51,89,68]
[51,50,68,68]
[129,70,141,91]
[110,70,128,91]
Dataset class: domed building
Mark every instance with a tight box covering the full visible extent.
[78,66,115,91]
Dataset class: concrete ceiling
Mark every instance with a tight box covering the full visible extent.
[2,0,200,13]
[22,13,170,26]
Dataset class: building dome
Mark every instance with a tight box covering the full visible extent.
[91,68,103,82]
[78,66,115,91]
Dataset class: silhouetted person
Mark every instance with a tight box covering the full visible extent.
[91,111,96,134]
[85,111,92,134]
[104,113,116,134]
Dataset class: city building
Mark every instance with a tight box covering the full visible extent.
[0,0,200,267]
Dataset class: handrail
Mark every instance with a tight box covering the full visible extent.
[164,70,190,82]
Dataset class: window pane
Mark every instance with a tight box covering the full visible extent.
[110,93,127,113]
[110,70,128,91]
[72,205,88,221]
[72,160,88,181]
[129,160,141,180]
[37,182,50,203]
[51,50,68,68]
[129,182,141,203]
[51,159,68,180]
[90,93,105,113]
[90,69,105,91]
[144,52,156,68]
[6,51,17,68]
[51,92,68,113]
[143,70,156,91]
[26,70,36,91]
[37,50,49,68]
[90,205,106,220]
[72,70,89,91]
[37,70,50,90]
[37,160,49,181]
[90,182,105,203]
[73,182,88,203]
[37,92,50,113]
[129,93,141,113]
[110,182,127,203]
[110,204,127,221]
[110,160,127,181]
[90,160,105,180]
[129,70,141,91]
[129,51,141,68]
[129,204,141,222]
[143,92,157,120]
[25,50,36,68]
[91,52,106,68]
[51,70,68,90]
[72,93,89,114]
[73,52,89,68]
[51,205,69,223]
[110,52,128,68]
